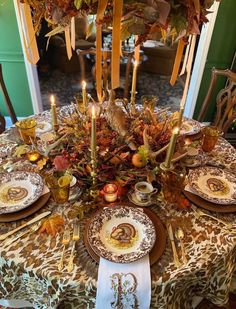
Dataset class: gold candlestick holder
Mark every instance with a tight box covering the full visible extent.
[89,156,99,199]
[130,91,137,116]
[90,157,97,186]
[159,162,174,172]
[53,124,59,135]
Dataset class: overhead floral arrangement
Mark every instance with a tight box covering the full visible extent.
[22,0,218,41]
[19,0,220,97]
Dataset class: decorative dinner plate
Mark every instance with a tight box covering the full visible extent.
[180,118,201,136]
[84,206,166,267]
[0,142,17,158]
[0,172,44,214]
[87,206,156,263]
[188,166,236,205]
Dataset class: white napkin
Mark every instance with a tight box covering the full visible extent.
[96,255,151,309]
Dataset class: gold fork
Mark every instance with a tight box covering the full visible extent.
[58,229,71,271]
[67,221,80,273]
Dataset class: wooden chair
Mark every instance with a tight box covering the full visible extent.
[0,64,17,132]
[197,68,236,134]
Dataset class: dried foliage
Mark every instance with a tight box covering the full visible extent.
[38,214,65,236]
[22,0,219,42]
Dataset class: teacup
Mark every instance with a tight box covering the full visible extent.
[134,181,157,203]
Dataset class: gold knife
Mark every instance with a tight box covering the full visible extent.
[3,222,41,247]
[167,221,181,267]
[0,211,51,241]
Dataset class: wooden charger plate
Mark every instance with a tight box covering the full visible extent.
[183,190,236,213]
[0,192,51,222]
[83,204,167,266]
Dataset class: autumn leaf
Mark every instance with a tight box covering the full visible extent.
[37,157,48,170]
[138,145,149,163]
[13,145,30,157]
[74,0,83,10]
[38,215,65,236]
[83,0,91,6]
[86,21,95,40]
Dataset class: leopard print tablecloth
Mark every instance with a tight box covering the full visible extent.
[1,114,236,309]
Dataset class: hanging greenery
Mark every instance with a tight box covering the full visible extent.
[22,0,220,42]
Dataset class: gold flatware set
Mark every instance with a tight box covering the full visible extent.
[1,212,80,273]
[67,221,80,273]
[167,221,187,267]
[58,220,80,273]
[0,211,51,241]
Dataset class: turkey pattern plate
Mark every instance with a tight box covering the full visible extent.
[0,172,44,214]
[188,166,236,204]
[87,206,156,263]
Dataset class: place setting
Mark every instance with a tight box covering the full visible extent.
[181,125,236,213]
[184,166,236,213]
[0,171,51,222]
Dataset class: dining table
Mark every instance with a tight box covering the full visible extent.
[1,105,236,309]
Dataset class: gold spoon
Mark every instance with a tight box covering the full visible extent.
[175,227,187,264]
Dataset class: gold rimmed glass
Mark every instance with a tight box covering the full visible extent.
[16,119,37,145]
[45,174,71,204]
[201,126,222,153]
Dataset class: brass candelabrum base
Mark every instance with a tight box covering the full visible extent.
[130,91,137,116]
[53,124,59,135]
[90,158,98,199]
[159,162,174,172]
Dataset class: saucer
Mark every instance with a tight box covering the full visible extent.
[36,122,52,136]
[128,190,154,207]
[69,187,82,202]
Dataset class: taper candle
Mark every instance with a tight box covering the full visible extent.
[91,105,97,161]
[164,127,179,169]
[131,60,138,96]
[50,95,58,128]
[82,81,87,112]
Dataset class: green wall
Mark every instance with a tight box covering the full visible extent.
[0,0,33,117]
[194,0,236,121]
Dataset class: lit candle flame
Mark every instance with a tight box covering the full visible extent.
[50,95,55,105]
[82,81,86,90]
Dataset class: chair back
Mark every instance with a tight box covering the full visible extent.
[0,64,17,127]
[197,68,236,134]
[76,48,134,100]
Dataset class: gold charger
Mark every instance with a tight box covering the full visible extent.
[183,190,236,213]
